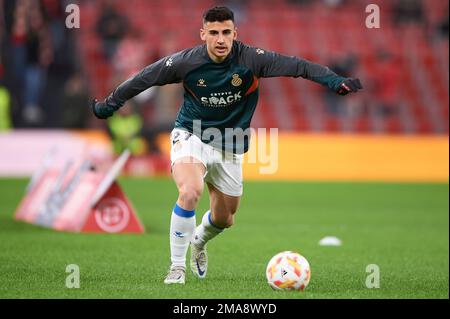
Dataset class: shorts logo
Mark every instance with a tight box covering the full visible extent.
[197,79,207,87]
[172,131,180,145]
[231,74,242,87]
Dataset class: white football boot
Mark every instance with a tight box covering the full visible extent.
[190,242,208,279]
[164,266,186,284]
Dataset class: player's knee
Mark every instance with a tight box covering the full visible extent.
[215,213,235,229]
[178,185,202,208]
[224,215,235,228]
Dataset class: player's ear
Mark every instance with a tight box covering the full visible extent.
[200,28,206,41]
[233,27,237,40]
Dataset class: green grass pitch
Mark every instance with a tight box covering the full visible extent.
[0,178,448,299]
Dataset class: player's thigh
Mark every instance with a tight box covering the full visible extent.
[172,157,206,194]
[170,128,207,194]
[207,182,240,222]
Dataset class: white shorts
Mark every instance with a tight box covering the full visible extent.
[170,128,243,197]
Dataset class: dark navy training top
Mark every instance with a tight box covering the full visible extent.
[105,41,346,153]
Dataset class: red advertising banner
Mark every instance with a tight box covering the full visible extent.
[14,150,144,233]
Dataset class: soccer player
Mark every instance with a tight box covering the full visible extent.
[92,6,362,284]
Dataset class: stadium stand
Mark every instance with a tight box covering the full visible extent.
[76,0,448,134]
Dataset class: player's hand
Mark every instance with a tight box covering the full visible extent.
[91,99,114,119]
[336,78,363,95]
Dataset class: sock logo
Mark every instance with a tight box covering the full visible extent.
[174,231,185,238]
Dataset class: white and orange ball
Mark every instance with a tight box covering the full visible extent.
[266,251,311,291]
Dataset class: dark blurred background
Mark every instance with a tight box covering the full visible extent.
[0,0,448,154]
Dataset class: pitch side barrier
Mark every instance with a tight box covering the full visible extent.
[15,149,145,233]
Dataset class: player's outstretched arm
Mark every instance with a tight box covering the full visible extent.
[240,44,363,96]
[91,53,184,120]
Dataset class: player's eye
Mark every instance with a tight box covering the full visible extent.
[209,31,218,35]
[223,30,232,35]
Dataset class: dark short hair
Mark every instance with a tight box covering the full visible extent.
[203,6,234,24]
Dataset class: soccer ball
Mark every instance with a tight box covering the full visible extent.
[266,251,311,291]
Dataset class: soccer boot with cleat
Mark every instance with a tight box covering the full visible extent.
[164,266,186,284]
[190,242,208,279]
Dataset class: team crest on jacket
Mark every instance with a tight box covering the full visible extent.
[231,74,242,87]
[197,79,207,87]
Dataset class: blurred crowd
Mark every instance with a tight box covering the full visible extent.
[322,0,448,121]
[0,0,448,151]
[1,0,83,129]
[0,0,182,155]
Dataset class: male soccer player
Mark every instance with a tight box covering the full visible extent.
[92,6,362,284]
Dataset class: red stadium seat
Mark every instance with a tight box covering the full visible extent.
[384,117,403,134]
[354,117,372,133]
[323,117,341,133]
[415,118,434,134]
[77,0,449,135]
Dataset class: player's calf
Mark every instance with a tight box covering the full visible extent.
[190,211,225,279]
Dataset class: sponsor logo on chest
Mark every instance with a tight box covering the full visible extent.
[200,91,242,107]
